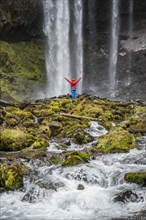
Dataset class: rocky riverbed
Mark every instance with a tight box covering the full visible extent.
[0,95,146,219]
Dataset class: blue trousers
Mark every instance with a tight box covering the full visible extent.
[71,89,76,99]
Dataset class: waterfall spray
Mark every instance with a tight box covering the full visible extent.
[73,0,83,94]
[109,0,119,97]
[87,0,96,90]
[43,0,83,97]
[127,0,133,86]
[43,0,70,97]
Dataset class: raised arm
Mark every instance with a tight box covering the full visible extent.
[65,77,71,84]
[75,77,81,84]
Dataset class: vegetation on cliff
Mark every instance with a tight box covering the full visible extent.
[0,40,46,101]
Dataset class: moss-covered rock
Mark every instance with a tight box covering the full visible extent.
[127,105,146,134]
[94,126,136,153]
[124,172,146,186]
[62,151,90,166]
[77,184,85,190]
[0,162,28,190]
[50,155,63,165]
[39,125,51,137]
[33,138,49,151]
[0,128,34,151]
[49,121,62,137]
[73,130,94,145]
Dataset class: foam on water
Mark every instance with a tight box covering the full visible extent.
[0,124,146,220]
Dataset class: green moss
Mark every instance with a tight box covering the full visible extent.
[73,130,94,145]
[126,105,146,134]
[39,125,51,137]
[78,184,85,190]
[33,109,55,117]
[0,40,46,101]
[62,151,90,166]
[22,119,38,128]
[33,138,49,150]
[0,162,28,190]
[21,148,35,153]
[50,156,62,165]
[124,172,146,186]
[0,128,34,151]
[134,106,146,115]
[95,126,136,153]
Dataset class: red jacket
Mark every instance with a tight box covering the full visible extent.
[65,77,81,89]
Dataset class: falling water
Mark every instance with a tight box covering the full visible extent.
[109,0,119,97]
[43,0,83,97]
[72,0,83,94]
[87,0,96,90]
[126,0,134,86]
[43,0,70,97]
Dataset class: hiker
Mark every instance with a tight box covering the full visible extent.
[65,77,81,99]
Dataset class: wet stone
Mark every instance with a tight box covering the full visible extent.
[77,184,85,190]
[113,190,143,203]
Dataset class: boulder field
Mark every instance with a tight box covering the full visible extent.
[0,94,146,191]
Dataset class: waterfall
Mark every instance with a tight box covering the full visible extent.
[109,0,119,97]
[43,0,83,97]
[127,0,134,86]
[87,0,96,90]
[71,0,83,94]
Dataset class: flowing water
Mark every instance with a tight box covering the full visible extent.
[126,0,134,87]
[109,0,120,97]
[43,0,83,97]
[1,122,146,220]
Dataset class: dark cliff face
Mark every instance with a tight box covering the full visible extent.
[0,0,44,41]
[83,0,146,101]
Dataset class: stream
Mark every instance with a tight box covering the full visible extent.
[0,122,146,220]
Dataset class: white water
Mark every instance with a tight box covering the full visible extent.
[87,0,96,89]
[72,0,83,94]
[109,0,120,97]
[43,0,83,97]
[1,122,146,220]
[126,0,134,87]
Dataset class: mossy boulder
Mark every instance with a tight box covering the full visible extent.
[3,110,20,126]
[49,121,63,137]
[124,172,146,186]
[0,162,28,190]
[0,128,34,151]
[94,126,136,153]
[33,109,55,117]
[22,119,38,128]
[73,130,94,145]
[50,155,63,165]
[33,138,49,151]
[78,184,85,190]
[39,125,51,137]
[125,105,146,134]
[62,151,90,166]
